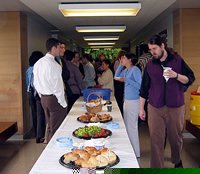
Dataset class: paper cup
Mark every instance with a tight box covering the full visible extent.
[163,67,172,82]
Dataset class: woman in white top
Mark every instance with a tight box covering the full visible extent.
[97,59,114,93]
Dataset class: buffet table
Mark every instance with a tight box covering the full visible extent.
[29,97,139,174]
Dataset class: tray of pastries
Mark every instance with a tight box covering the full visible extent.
[59,147,120,169]
[72,126,112,140]
[77,113,112,123]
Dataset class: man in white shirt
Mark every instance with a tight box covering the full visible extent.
[33,38,67,143]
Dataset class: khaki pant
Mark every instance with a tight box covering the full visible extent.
[41,95,67,143]
[148,104,185,168]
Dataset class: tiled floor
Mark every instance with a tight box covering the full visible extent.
[0,124,200,174]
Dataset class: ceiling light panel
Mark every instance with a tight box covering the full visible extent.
[88,42,116,46]
[59,2,141,17]
[90,46,113,49]
[76,26,126,33]
[83,36,119,41]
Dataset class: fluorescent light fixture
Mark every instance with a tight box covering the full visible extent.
[59,2,141,17]
[84,36,119,41]
[76,26,126,33]
[90,46,113,49]
[88,42,115,46]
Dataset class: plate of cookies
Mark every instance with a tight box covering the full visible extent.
[77,113,112,123]
[59,147,120,169]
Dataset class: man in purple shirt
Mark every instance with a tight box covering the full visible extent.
[139,35,195,168]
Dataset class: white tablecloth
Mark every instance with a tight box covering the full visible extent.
[29,97,139,174]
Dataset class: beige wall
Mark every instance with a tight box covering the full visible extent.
[173,8,200,119]
[0,12,28,134]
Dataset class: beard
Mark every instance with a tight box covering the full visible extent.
[154,50,164,60]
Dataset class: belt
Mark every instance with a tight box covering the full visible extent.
[41,94,54,96]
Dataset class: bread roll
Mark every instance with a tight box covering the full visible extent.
[63,152,79,163]
[84,146,97,152]
[101,151,117,164]
[75,158,85,166]
[88,156,98,167]
[96,155,109,167]
[100,148,109,153]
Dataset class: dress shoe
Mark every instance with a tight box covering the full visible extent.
[174,160,183,168]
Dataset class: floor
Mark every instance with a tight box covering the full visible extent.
[0,124,200,174]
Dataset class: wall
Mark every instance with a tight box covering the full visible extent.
[0,12,27,134]
[27,15,52,57]
[173,8,200,119]
[130,9,174,52]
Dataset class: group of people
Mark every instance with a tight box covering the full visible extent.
[113,34,195,168]
[26,34,195,168]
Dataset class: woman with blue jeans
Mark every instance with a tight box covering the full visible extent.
[115,52,142,158]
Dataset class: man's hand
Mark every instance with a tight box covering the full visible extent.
[139,109,146,121]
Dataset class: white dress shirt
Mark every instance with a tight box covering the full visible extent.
[33,53,67,108]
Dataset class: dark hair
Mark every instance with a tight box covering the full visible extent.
[102,59,111,68]
[64,50,75,61]
[59,41,66,45]
[148,34,166,47]
[125,52,137,65]
[117,50,126,59]
[46,38,60,51]
[82,53,91,61]
[29,51,44,66]
[140,44,149,54]
[74,51,79,55]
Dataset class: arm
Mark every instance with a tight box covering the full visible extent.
[51,67,67,108]
[165,58,195,85]
[115,65,125,78]
[139,66,150,120]
[139,97,146,120]
[180,59,195,85]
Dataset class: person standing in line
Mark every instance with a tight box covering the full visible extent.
[115,52,142,158]
[113,50,126,116]
[26,51,46,143]
[33,38,67,143]
[71,51,85,78]
[139,35,195,168]
[136,43,152,74]
[63,50,85,113]
[55,41,70,86]
[97,59,114,92]
[82,53,96,88]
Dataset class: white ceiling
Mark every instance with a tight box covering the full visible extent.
[1,0,200,48]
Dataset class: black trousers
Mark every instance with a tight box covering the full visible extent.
[67,94,80,113]
[28,92,46,140]
[114,80,124,117]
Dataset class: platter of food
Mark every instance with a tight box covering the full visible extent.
[59,147,120,169]
[72,126,112,140]
[77,113,112,123]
